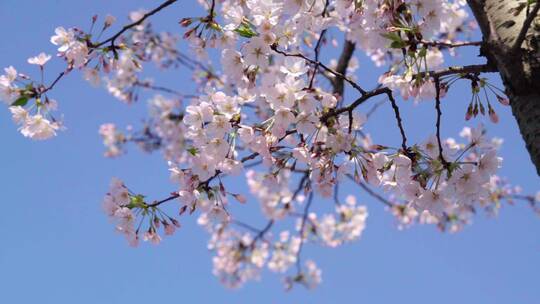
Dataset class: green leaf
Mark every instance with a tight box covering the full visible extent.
[390,40,407,49]
[234,24,258,38]
[418,47,427,58]
[187,147,198,156]
[380,32,402,42]
[11,96,29,107]
[127,194,146,209]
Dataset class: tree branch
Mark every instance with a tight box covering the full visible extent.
[134,81,197,98]
[345,174,394,207]
[420,40,482,48]
[416,64,498,79]
[93,0,179,48]
[512,1,540,52]
[307,0,329,89]
[295,191,314,274]
[271,44,367,95]
[434,77,449,167]
[387,90,408,152]
[332,40,356,97]
[320,86,390,123]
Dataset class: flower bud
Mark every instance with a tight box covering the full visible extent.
[104,15,116,28]
[465,109,472,121]
[489,106,499,123]
[496,95,510,106]
[232,194,247,204]
[164,223,176,235]
[465,103,473,120]
[171,218,181,228]
[179,18,192,27]
[183,28,196,39]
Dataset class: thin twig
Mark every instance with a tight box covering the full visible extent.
[271,44,367,95]
[251,219,274,244]
[134,81,197,98]
[295,191,314,274]
[345,174,394,207]
[387,91,408,152]
[307,0,330,89]
[148,193,180,207]
[42,71,67,94]
[93,0,179,48]
[434,77,448,166]
[42,0,179,96]
[320,86,389,122]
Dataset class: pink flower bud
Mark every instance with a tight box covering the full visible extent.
[179,18,192,27]
[465,110,472,121]
[164,223,176,236]
[489,108,499,123]
[465,104,473,120]
[219,182,226,196]
[183,28,196,39]
[104,15,116,28]
[171,218,181,228]
[496,95,510,106]
[233,194,247,204]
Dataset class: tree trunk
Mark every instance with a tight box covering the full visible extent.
[467,0,540,176]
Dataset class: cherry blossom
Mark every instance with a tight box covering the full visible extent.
[3,0,539,291]
[27,53,52,66]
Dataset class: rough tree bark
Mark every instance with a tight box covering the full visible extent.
[467,0,540,175]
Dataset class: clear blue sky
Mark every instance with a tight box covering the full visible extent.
[1,1,539,303]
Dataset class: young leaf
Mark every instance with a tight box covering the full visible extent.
[11,96,29,107]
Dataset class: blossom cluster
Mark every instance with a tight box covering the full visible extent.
[91,0,540,289]
[366,125,504,232]
[3,0,539,291]
[1,64,62,140]
[305,195,368,247]
[102,178,181,247]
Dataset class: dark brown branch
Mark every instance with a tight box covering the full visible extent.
[512,1,540,52]
[148,193,180,207]
[466,0,501,43]
[420,40,482,48]
[434,77,449,167]
[93,0,178,48]
[416,64,498,79]
[345,174,394,207]
[231,220,262,233]
[251,219,274,244]
[134,81,197,98]
[271,44,367,95]
[209,0,216,17]
[320,86,390,123]
[387,91,408,152]
[42,0,179,97]
[332,40,356,97]
[366,98,387,118]
[291,173,310,202]
[307,0,330,89]
[295,191,314,274]
[42,71,67,94]
[148,140,293,209]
